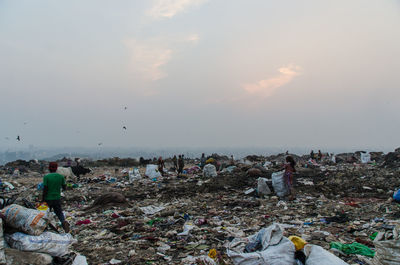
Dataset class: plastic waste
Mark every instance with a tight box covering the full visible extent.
[139,205,166,215]
[361,152,371,164]
[203,164,217,177]
[304,244,349,265]
[257,177,271,196]
[289,236,307,251]
[272,171,289,198]
[129,168,141,182]
[1,204,49,236]
[182,255,216,265]
[330,242,375,257]
[72,254,88,265]
[6,232,76,257]
[393,189,400,202]
[227,223,296,265]
[177,222,195,236]
[145,165,161,179]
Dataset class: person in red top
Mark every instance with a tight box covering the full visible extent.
[283,156,296,200]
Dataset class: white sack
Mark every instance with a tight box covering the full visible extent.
[272,171,289,198]
[203,164,217,177]
[6,232,76,257]
[145,165,161,179]
[257,178,271,196]
[1,204,49,236]
[227,223,296,265]
[304,244,348,265]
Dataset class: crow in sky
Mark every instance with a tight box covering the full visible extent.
[16,136,20,141]
[123,126,127,130]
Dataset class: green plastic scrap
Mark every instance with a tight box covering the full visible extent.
[370,232,378,240]
[147,218,162,226]
[330,242,375,257]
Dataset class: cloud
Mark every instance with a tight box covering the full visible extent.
[148,0,209,19]
[185,33,200,43]
[124,39,172,81]
[243,64,302,97]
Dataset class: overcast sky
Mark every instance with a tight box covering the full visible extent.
[1,0,399,151]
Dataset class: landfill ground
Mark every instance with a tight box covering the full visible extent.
[1,151,400,264]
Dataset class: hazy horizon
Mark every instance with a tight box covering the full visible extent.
[1,0,399,150]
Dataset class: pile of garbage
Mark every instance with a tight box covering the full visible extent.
[0,148,400,264]
[0,203,82,264]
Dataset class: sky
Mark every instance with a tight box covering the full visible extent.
[1,0,400,152]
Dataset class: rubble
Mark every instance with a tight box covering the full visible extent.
[0,149,400,264]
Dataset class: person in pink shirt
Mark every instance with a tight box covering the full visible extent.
[284,156,296,200]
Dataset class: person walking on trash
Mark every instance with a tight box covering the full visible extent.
[284,156,296,201]
[172,155,178,171]
[158,157,165,176]
[200,153,206,169]
[42,162,70,232]
[178,155,184,175]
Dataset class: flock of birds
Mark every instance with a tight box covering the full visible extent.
[6,106,129,146]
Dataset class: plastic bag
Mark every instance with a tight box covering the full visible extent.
[129,168,141,182]
[227,223,295,265]
[272,171,288,198]
[72,254,88,265]
[257,178,271,196]
[360,152,371,164]
[145,165,161,179]
[304,244,348,265]
[1,204,49,236]
[393,189,400,202]
[203,164,217,177]
[6,232,76,257]
[330,242,375,257]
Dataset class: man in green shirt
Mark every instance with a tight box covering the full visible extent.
[42,162,70,233]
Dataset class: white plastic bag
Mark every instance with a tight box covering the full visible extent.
[72,254,88,265]
[145,165,161,179]
[227,223,296,265]
[1,204,49,236]
[304,244,348,265]
[257,178,271,196]
[203,164,217,177]
[360,152,371,164]
[6,232,76,257]
[129,168,141,182]
[272,171,288,198]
